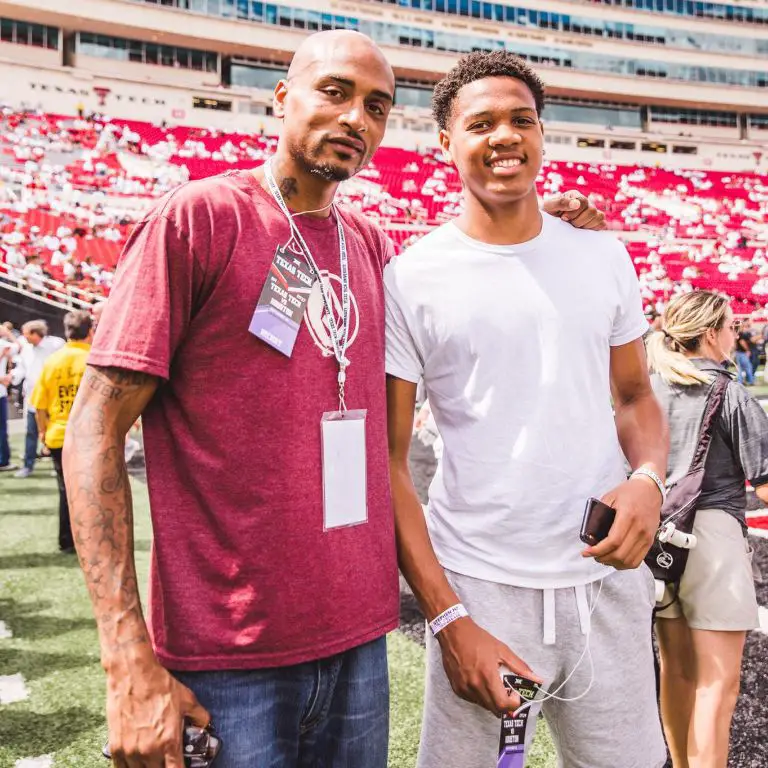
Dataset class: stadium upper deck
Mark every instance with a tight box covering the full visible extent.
[0,0,765,169]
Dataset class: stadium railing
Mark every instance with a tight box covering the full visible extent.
[0,259,98,311]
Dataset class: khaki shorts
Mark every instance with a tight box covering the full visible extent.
[656,508,759,631]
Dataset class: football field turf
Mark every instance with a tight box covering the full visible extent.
[0,436,557,767]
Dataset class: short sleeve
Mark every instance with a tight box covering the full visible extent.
[384,261,423,384]
[726,391,768,487]
[89,205,199,380]
[377,225,397,270]
[610,243,649,347]
[29,366,50,411]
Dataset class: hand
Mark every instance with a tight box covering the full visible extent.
[582,477,662,569]
[106,655,210,767]
[414,402,431,431]
[437,617,541,716]
[0,374,10,388]
[542,190,607,231]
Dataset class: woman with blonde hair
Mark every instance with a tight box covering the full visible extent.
[647,290,768,768]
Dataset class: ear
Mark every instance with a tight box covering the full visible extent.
[438,129,453,165]
[273,80,288,120]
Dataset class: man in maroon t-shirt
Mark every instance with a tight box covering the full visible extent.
[64,29,607,768]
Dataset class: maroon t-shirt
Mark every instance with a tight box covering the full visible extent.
[89,170,399,670]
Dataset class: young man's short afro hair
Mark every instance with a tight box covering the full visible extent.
[432,50,545,131]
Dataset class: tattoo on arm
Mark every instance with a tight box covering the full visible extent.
[64,365,158,662]
[84,368,151,401]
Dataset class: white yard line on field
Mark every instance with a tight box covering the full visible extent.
[0,673,29,704]
[14,757,53,768]
[758,606,768,635]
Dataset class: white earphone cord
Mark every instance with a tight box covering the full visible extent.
[513,579,603,717]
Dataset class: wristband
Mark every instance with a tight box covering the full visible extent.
[429,603,469,636]
[631,467,666,503]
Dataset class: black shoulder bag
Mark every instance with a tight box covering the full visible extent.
[645,371,730,585]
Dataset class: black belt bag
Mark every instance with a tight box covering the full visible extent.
[645,371,730,584]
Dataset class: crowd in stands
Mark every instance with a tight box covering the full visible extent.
[1,106,767,317]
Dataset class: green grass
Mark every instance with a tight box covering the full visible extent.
[0,437,556,767]
[388,632,424,768]
[749,369,768,399]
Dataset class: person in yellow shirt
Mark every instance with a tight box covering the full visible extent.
[29,310,93,553]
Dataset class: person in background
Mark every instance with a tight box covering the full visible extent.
[29,310,93,553]
[0,333,17,472]
[646,309,663,332]
[22,254,46,295]
[762,320,768,384]
[748,323,761,377]
[646,291,767,768]
[734,321,755,385]
[91,300,107,333]
[1,321,20,340]
[10,319,64,478]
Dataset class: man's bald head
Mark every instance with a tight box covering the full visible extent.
[287,30,393,87]
[272,31,395,184]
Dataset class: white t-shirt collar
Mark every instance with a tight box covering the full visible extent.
[448,212,550,255]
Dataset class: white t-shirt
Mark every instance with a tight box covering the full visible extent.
[0,340,13,398]
[384,213,648,589]
[11,335,66,407]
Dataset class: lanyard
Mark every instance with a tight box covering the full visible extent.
[264,159,351,411]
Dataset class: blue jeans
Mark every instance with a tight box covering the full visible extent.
[173,636,389,768]
[24,409,38,470]
[735,351,755,385]
[0,396,9,467]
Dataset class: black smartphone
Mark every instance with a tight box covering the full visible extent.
[102,722,221,766]
[580,498,616,546]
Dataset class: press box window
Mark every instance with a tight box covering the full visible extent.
[193,97,232,112]
[577,138,605,148]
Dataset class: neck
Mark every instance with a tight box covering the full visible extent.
[684,345,721,364]
[455,190,542,245]
[255,148,338,219]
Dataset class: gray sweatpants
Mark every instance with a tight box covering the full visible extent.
[418,566,666,768]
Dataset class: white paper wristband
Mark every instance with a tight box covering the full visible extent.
[631,467,667,503]
[429,603,469,636]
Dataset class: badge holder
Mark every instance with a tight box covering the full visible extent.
[497,674,543,768]
[249,244,314,357]
[321,409,368,531]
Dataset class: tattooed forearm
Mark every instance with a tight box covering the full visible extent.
[85,376,124,401]
[83,366,153,405]
[63,365,159,669]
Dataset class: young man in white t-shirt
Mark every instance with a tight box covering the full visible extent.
[385,52,669,768]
